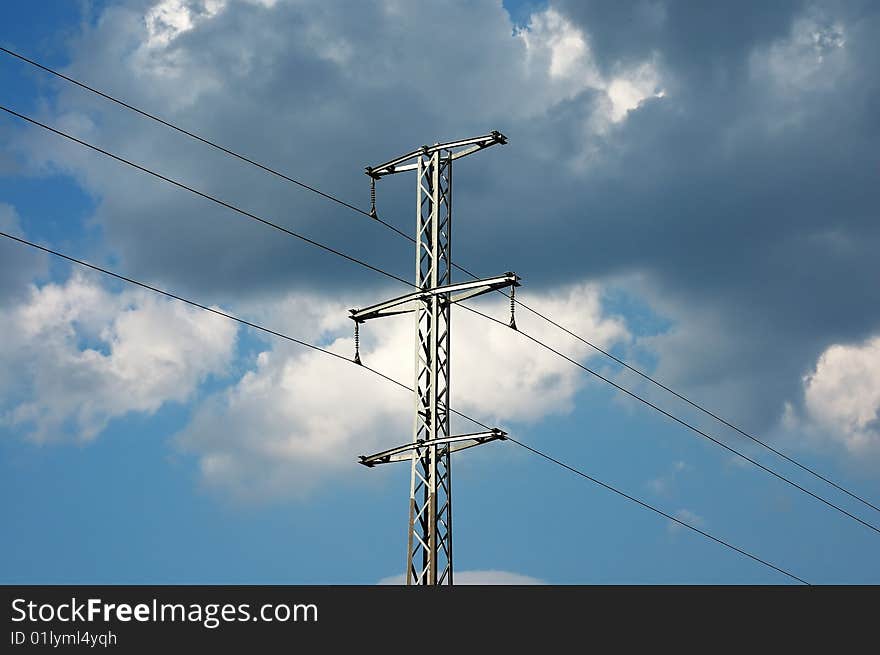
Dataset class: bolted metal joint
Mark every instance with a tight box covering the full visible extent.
[491,130,508,145]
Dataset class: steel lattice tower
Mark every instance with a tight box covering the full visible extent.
[352,132,519,585]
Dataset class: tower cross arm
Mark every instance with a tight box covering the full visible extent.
[365,131,507,179]
[350,272,520,323]
[358,429,508,467]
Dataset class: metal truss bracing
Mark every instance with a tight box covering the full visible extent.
[352,132,515,585]
[409,147,454,585]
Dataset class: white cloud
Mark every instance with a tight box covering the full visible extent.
[177,332,410,499]
[145,0,224,48]
[0,272,237,442]
[802,336,880,453]
[519,8,603,88]
[518,8,665,129]
[176,281,628,500]
[668,508,704,534]
[604,59,665,124]
[452,282,628,424]
[377,569,544,585]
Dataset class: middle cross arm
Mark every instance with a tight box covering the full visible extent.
[350,273,520,323]
[358,429,508,467]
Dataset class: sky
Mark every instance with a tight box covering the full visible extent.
[1,0,879,584]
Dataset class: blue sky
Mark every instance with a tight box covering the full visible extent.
[1,0,879,584]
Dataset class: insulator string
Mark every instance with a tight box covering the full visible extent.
[353,320,362,365]
[509,282,517,330]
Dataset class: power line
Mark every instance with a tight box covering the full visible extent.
[0,46,413,245]
[506,437,809,585]
[461,304,880,537]
[0,228,481,432]
[0,105,413,290]
[505,298,880,516]
[4,44,874,517]
[0,229,808,585]
[2,103,877,540]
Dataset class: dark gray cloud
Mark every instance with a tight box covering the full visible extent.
[540,0,880,426]
[556,1,805,76]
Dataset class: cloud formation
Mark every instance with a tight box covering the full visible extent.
[0,272,237,442]
[802,337,880,453]
[2,0,878,476]
[177,281,628,499]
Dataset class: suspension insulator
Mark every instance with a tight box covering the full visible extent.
[509,284,517,330]
[369,176,378,219]
[353,320,362,365]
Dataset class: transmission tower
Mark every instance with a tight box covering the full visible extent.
[351,131,520,585]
